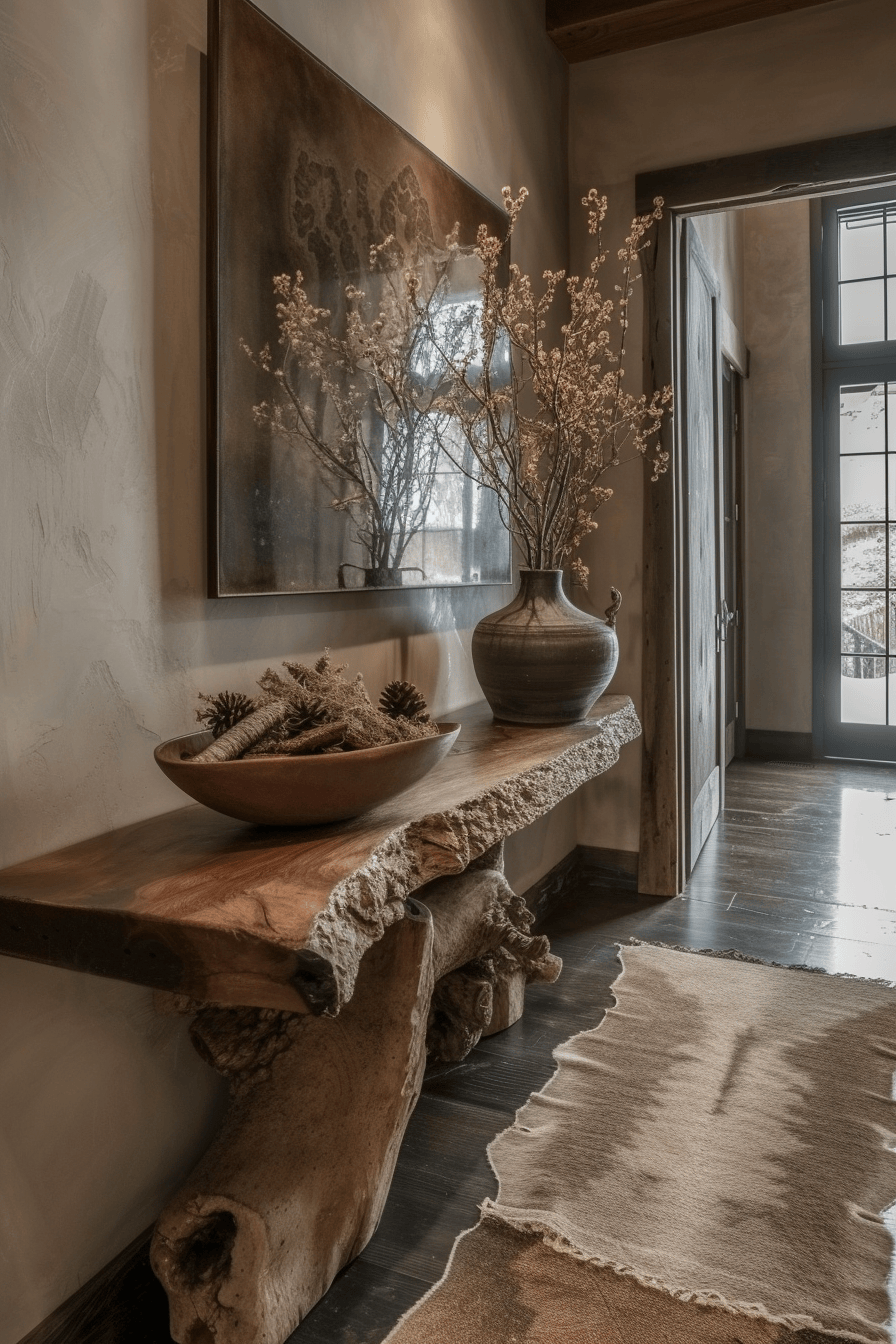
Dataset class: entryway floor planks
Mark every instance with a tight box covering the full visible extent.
[294,755,896,1342]
[43,756,895,1343]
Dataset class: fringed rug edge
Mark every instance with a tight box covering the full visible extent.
[474,1205,882,1344]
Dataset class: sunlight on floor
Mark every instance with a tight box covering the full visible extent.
[886,1069,896,1340]
[834,788,896,976]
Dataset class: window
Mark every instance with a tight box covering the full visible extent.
[837,202,896,345]
[820,188,896,758]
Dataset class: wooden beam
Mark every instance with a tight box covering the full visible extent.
[548,0,834,62]
[636,125,896,214]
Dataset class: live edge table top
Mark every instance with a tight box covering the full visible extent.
[0,696,640,1015]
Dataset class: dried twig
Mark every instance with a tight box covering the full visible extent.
[191,700,292,764]
[245,722,347,757]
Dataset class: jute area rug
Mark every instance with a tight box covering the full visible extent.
[386,943,896,1344]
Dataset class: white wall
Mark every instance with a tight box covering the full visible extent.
[570,0,896,849]
[0,1,569,1335]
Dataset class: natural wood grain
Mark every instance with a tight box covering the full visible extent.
[547,0,834,62]
[150,865,561,1344]
[152,904,435,1344]
[28,759,896,1344]
[0,698,639,1013]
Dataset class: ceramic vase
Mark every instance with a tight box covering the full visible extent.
[471,569,619,725]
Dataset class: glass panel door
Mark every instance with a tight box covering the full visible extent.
[821,187,896,761]
[824,373,896,758]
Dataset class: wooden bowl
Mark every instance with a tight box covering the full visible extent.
[153,723,461,827]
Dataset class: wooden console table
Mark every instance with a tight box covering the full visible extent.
[0,696,639,1344]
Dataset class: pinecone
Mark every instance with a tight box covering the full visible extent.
[196,691,255,739]
[379,680,430,721]
[282,697,329,737]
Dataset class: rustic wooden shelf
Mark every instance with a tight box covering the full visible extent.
[0,696,640,1015]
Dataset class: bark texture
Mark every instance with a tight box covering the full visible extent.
[421,866,561,1063]
[151,905,434,1344]
[150,867,561,1344]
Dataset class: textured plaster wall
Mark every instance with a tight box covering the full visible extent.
[0,0,568,1335]
[570,0,896,849]
[742,200,813,733]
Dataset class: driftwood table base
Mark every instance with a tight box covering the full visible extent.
[151,904,434,1344]
[0,698,640,1344]
[150,859,561,1344]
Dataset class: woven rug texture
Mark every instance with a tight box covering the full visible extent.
[387,943,896,1344]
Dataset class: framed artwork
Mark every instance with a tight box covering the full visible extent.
[207,0,512,596]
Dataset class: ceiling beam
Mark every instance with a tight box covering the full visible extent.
[547,0,835,62]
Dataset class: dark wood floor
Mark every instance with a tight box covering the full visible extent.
[35,756,896,1343]
[293,755,896,1342]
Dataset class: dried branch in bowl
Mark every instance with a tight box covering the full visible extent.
[191,700,292,764]
[278,652,439,750]
[189,652,439,761]
[245,722,347,757]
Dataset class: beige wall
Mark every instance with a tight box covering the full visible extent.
[0,1,568,1335]
[570,0,896,847]
[742,200,813,732]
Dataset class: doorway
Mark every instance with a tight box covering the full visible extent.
[635,124,896,897]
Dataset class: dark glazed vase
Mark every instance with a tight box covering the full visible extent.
[471,569,619,725]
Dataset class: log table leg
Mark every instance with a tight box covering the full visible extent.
[151,903,433,1344]
[150,868,561,1344]
[421,865,561,1063]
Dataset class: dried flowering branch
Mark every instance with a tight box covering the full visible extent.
[241,235,479,586]
[423,188,672,587]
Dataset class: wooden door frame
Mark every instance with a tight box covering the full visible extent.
[635,125,896,897]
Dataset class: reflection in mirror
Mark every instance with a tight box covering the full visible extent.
[211,0,512,596]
